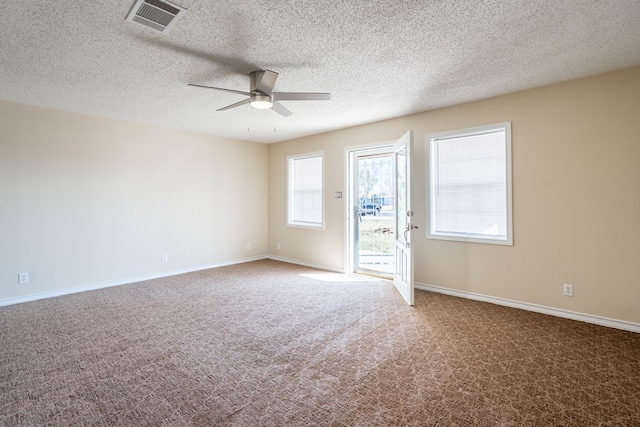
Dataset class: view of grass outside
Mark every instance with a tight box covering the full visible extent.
[358,214,394,254]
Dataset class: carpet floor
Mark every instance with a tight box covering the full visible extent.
[1,259,639,426]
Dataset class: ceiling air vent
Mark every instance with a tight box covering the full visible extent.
[126,0,185,33]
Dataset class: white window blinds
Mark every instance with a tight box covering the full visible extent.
[288,154,323,228]
[428,123,512,245]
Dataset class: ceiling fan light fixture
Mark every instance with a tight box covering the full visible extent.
[251,94,273,109]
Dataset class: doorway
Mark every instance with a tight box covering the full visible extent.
[347,146,395,277]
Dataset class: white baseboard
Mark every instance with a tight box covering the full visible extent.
[415,282,640,334]
[0,255,267,307]
[5,260,636,334]
[266,255,345,274]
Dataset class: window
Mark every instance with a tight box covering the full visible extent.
[287,152,324,229]
[427,122,512,245]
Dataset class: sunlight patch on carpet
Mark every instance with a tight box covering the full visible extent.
[299,273,376,282]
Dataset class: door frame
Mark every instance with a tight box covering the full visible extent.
[344,142,394,275]
[344,132,415,306]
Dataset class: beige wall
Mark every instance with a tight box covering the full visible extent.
[0,101,268,302]
[2,68,638,325]
[268,67,640,324]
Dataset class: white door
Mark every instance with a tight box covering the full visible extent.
[393,131,415,305]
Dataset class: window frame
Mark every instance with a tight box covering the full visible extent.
[426,122,513,246]
[286,151,325,230]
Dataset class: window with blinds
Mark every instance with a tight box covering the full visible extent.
[427,123,512,245]
[287,152,324,229]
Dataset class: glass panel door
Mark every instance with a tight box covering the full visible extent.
[353,149,394,276]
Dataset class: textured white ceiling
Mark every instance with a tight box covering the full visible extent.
[1,0,639,143]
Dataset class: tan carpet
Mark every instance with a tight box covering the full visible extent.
[1,259,638,426]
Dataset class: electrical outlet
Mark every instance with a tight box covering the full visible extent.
[161,254,168,263]
[563,284,574,297]
[277,242,281,250]
[246,243,252,250]
[18,272,29,284]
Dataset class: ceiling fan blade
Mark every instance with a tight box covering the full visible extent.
[217,98,251,111]
[254,70,279,95]
[273,101,293,117]
[188,83,251,97]
[273,92,331,101]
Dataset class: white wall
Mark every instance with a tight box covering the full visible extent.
[0,101,268,303]
[268,67,640,326]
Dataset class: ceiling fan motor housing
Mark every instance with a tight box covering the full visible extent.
[248,70,273,108]
[250,70,270,93]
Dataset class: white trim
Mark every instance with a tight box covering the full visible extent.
[267,255,344,274]
[0,256,267,307]
[415,282,640,334]
[344,142,395,275]
[344,147,352,274]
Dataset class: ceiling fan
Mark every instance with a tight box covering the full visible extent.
[188,70,330,117]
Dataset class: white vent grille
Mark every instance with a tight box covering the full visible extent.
[126,0,185,33]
